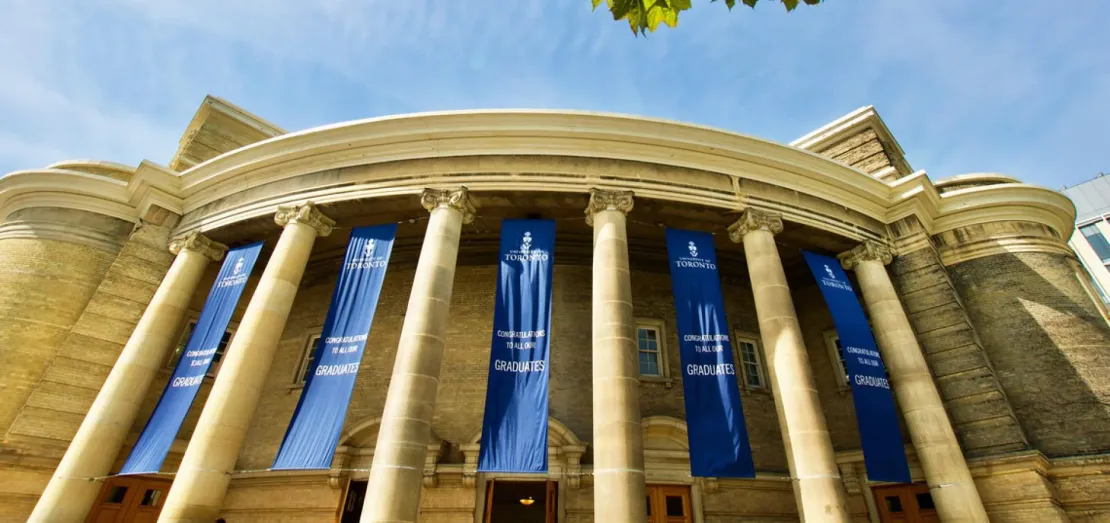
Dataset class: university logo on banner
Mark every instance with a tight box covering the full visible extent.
[665,228,756,478]
[803,251,911,484]
[272,224,397,470]
[120,241,263,475]
[478,219,555,473]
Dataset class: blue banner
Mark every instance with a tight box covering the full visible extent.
[665,229,755,478]
[803,251,911,484]
[120,241,262,474]
[477,219,555,473]
[272,224,397,470]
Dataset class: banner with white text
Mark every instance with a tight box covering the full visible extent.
[666,228,755,478]
[803,251,911,483]
[477,219,555,473]
[272,224,397,470]
[120,241,262,474]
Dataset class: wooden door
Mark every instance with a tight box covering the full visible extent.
[873,484,939,523]
[86,476,171,523]
[545,480,558,523]
[645,485,692,523]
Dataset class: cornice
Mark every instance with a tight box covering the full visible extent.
[0,168,134,222]
[0,111,1076,256]
[0,161,183,225]
[886,171,1076,242]
[45,159,136,181]
[0,220,127,252]
[175,110,895,216]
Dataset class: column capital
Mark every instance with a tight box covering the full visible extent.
[727,209,783,242]
[168,231,228,261]
[839,240,895,270]
[584,188,634,226]
[421,187,476,224]
[275,202,336,237]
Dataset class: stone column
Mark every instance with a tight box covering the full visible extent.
[27,233,226,523]
[841,241,988,523]
[727,209,850,523]
[360,187,474,523]
[158,203,334,523]
[585,188,647,523]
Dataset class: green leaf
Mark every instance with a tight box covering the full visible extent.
[602,0,818,35]
[610,0,637,20]
[645,4,666,31]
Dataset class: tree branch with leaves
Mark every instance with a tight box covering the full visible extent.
[593,0,823,35]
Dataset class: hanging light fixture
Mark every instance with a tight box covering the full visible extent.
[519,496,535,506]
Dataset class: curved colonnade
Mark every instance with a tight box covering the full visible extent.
[2,108,1106,523]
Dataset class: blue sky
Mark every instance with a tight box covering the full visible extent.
[1,0,1106,189]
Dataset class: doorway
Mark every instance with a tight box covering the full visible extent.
[339,480,368,523]
[484,480,557,523]
[645,485,692,523]
[873,483,939,523]
[86,476,173,523]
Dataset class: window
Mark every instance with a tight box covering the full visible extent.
[645,485,690,523]
[635,319,669,379]
[637,326,663,377]
[823,329,849,389]
[139,488,163,507]
[1073,255,1110,310]
[825,328,891,391]
[1081,223,1110,264]
[294,333,322,385]
[166,320,235,377]
[733,331,767,391]
[106,486,128,504]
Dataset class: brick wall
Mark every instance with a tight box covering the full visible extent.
[194,256,863,521]
[948,250,1110,456]
[0,210,134,521]
[813,128,895,177]
[10,232,1110,521]
[888,246,1028,456]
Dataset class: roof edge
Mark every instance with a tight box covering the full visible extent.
[792,106,913,177]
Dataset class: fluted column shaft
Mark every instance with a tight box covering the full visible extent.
[729,210,850,523]
[158,203,334,523]
[842,242,988,523]
[360,188,475,523]
[586,189,647,523]
[28,233,226,523]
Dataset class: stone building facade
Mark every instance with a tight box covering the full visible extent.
[2,97,1109,523]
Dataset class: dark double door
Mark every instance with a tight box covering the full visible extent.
[874,483,939,523]
[87,476,172,523]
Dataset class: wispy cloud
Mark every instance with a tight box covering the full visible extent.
[0,0,1106,189]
